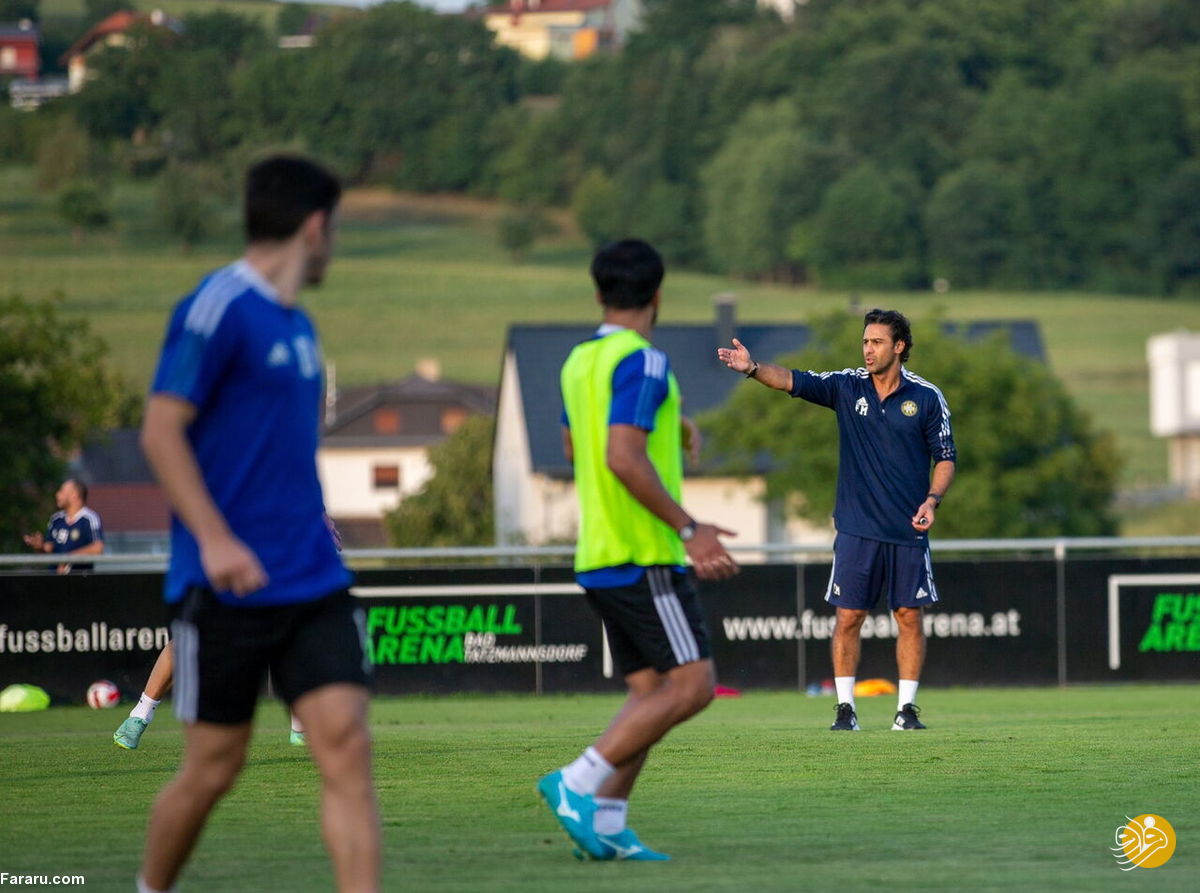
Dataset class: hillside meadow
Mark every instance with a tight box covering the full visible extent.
[3,166,1199,527]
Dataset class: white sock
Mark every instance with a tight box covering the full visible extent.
[898,679,919,709]
[561,746,614,796]
[131,694,160,723]
[593,797,628,835]
[290,714,304,733]
[835,676,856,707]
[136,875,174,893]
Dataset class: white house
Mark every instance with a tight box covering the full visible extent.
[319,367,495,545]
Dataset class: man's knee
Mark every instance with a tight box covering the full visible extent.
[836,609,868,636]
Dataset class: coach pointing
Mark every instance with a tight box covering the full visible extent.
[718,309,956,731]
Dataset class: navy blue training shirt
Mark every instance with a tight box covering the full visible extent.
[790,366,956,547]
[150,260,350,606]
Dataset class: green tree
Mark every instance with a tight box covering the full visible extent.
[572,168,620,248]
[155,163,220,253]
[57,180,111,244]
[925,160,1033,287]
[383,415,495,547]
[496,205,554,262]
[0,0,38,23]
[808,162,925,289]
[702,311,1120,539]
[0,294,132,551]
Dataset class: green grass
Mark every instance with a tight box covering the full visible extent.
[3,164,1200,495]
[0,687,1196,890]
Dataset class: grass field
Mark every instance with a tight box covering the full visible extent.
[0,687,1196,891]
[3,164,1200,499]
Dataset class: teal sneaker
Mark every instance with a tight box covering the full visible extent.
[572,828,671,862]
[113,717,147,750]
[596,828,671,861]
[536,771,607,859]
[289,730,306,746]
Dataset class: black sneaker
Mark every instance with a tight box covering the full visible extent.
[830,702,860,731]
[891,703,926,730]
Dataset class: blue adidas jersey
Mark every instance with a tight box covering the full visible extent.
[562,324,680,588]
[790,366,955,547]
[150,260,350,606]
[46,508,103,553]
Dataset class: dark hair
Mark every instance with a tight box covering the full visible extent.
[245,155,341,243]
[590,239,664,310]
[863,308,913,363]
[66,478,88,503]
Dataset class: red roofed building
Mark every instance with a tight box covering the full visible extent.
[0,20,39,81]
[484,0,642,60]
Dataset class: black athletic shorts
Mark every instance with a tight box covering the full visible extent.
[584,566,711,677]
[170,587,372,725]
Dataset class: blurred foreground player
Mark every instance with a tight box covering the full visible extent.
[539,239,738,861]
[136,155,378,893]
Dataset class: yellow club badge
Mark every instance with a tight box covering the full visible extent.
[1112,814,1176,870]
[901,400,917,417]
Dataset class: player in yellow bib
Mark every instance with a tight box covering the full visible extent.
[537,239,739,861]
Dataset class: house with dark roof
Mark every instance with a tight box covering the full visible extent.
[493,300,1046,547]
[318,363,496,545]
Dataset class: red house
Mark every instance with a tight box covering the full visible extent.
[0,21,39,81]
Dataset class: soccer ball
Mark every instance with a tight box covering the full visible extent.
[86,680,120,709]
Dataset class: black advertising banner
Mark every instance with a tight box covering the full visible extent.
[899,557,1060,687]
[0,573,167,702]
[1062,557,1200,682]
[353,567,580,694]
[2,555,1197,701]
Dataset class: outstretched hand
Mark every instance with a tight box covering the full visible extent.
[686,523,740,580]
[716,338,753,374]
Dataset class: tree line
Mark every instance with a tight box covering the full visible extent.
[3,0,1200,291]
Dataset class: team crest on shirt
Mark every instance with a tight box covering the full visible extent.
[902,400,918,416]
[71,529,80,541]
[855,397,869,417]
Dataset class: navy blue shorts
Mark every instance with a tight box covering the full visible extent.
[824,532,938,611]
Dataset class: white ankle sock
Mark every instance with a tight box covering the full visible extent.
[131,694,160,723]
[290,714,304,733]
[561,746,614,796]
[593,798,628,835]
[898,679,919,709]
[834,676,856,707]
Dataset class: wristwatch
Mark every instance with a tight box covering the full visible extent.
[678,521,697,542]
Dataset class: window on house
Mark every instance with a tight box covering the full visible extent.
[373,408,402,434]
[441,407,468,433]
[372,464,400,490]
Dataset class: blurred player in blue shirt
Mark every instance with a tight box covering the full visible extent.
[135,156,379,893]
[719,309,955,732]
[23,478,104,573]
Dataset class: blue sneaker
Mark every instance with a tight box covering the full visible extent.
[536,771,607,859]
[289,730,307,746]
[113,717,147,750]
[587,828,671,861]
